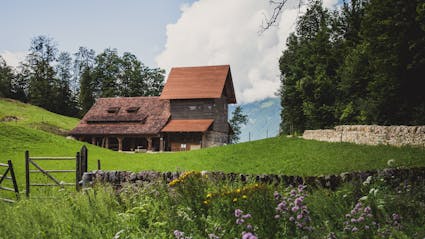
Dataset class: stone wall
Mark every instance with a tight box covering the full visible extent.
[303,125,425,147]
[82,167,425,190]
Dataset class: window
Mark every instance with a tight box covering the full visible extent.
[107,107,120,113]
[126,107,140,113]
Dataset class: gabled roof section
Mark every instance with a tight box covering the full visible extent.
[70,97,170,135]
[161,119,214,132]
[160,65,236,104]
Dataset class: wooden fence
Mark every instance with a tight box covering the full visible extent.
[0,160,19,203]
[25,146,88,197]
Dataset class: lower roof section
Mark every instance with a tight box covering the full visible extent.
[161,119,214,132]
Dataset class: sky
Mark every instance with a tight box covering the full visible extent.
[0,0,338,104]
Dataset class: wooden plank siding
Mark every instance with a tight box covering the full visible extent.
[169,97,229,133]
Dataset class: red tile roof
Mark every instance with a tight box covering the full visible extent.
[70,97,170,135]
[160,65,236,103]
[161,119,214,132]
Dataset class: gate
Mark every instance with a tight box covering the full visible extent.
[25,146,88,197]
[0,160,19,203]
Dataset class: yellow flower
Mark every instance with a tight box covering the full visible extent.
[203,200,209,205]
[236,189,241,194]
[206,193,212,198]
[242,195,247,199]
[233,198,238,202]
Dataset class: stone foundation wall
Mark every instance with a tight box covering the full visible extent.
[205,131,229,147]
[82,167,425,190]
[303,125,425,147]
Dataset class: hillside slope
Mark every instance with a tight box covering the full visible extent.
[1,98,424,187]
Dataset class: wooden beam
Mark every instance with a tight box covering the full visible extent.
[160,137,164,152]
[147,137,152,151]
[117,137,123,152]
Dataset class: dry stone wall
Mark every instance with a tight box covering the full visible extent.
[303,125,425,147]
[82,167,425,190]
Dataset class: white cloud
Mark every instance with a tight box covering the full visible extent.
[156,0,335,103]
[0,51,26,68]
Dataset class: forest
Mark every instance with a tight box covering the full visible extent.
[279,0,425,134]
[0,37,164,117]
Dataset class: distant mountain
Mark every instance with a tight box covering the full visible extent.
[229,97,281,142]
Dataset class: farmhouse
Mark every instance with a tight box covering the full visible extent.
[69,65,236,152]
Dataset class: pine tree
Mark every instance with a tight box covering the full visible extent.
[229,106,248,143]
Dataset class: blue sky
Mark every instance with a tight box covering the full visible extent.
[0,0,340,103]
[0,0,194,67]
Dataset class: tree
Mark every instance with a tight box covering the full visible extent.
[229,106,248,143]
[94,48,121,98]
[55,52,78,116]
[74,47,96,116]
[22,35,58,112]
[0,56,15,98]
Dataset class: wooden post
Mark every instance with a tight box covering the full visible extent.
[8,160,19,199]
[25,150,30,197]
[117,137,123,151]
[80,145,88,175]
[105,137,109,149]
[160,137,164,152]
[202,133,207,148]
[147,137,152,151]
[76,152,81,191]
[97,160,101,170]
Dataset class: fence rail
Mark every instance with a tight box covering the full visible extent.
[0,160,19,203]
[25,146,88,197]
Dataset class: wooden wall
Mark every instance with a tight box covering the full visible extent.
[170,97,229,133]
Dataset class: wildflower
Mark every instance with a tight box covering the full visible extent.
[203,200,209,205]
[208,234,219,239]
[236,218,245,225]
[274,214,280,219]
[351,227,358,233]
[291,206,299,212]
[233,198,238,202]
[235,209,243,217]
[246,224,253,230]
[242,232,257,239]
[297,214,303,220]
[242,195,247,199]
[206,193,212,198]
[236,189,241,193]
[242,214,252,219]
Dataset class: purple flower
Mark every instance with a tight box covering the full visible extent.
[242,214,252,219]
[274,214,280,219]
[364,206,371,214]
[235,209,243,217]
[277,201,287,211]
[289,216,295,222]
[242,232,257,239]
[365,225,370,230]
[392,213,400,221]
[351,218,357,223]
[174,230,183,238]
[357,216,365,222]
[351,227,358,233]
[274,191,280,200]
[297,214,303,220]
[236,218,245,225]
[246,224,253,230]
[295,196,304,206]
[291,206,299,212]
[290,189,297,196]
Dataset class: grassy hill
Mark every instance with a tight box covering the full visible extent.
[1,98,424,187]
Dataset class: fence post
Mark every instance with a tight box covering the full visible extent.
[25,150,30,197]
[80,145,88,176]
[8,160,19,200]
[76,152,81,191]
[97,159,101,171]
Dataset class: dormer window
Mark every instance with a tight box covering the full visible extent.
[126,107,140,113]
[107,107,120,113]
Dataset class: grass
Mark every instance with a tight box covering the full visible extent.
[1,97,424,190]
